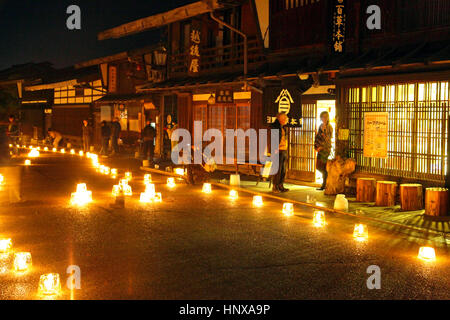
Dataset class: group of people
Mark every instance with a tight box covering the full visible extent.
[270,111,333,194]
[99,118,122,156]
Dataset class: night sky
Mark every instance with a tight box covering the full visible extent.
[0,0,195,70]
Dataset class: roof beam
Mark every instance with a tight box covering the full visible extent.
[98,0,222,41]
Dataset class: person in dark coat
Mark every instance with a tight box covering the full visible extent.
[314,111,333,191]
[100,121,111,156]
[110,117,121,155]
[141,120,156,163]
[270,112,289,193]
[82,120,92,152]
[6,115,19,155]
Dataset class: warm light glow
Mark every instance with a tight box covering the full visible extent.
[167,178,176,188]
[0,238,12,253]
[44,147,49,151]
[9,144,12,148]
[229,190,238,200]
[70,183,93,206]
[79,151,84,157]
[125,172,132,181]
[111,169,118,176]
[60,149,65,154]
[113,179,133,196]
[154,193,162,203]
[139,184,161,203]
[202,183,212,194]
[418,247,436,262]
[253,196,263,207]
[103,166,111,175]
[70,149,75,155]
[14,252,32,272]
[0,174,4,185]
[36,147,41,151]
[52,148,57,152]
[353,224,369,242]
[38,273,61,296]
[86,152,91,158]
[312,211,327,228]
[174,168,185,176]
[282,203,294,216]
[144,174,152,184]
[28,149,40,158]
[24,160,31,166]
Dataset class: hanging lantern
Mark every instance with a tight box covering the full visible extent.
[38,273,61,296]
[418,247,436,262]
[28,149,40,158]
[70,183,93,206]
[0,238,12,253]
[353,224,369,242]
[167,178,176,188]
[144,174,152,185]
[229,190,238,201]
[282,203,294,216]
[13,252,32,272]
[24,160,31,166]
[202,183,212,194]
[125,172,132,181]
[312,211,327,228]
[252,196,263,207]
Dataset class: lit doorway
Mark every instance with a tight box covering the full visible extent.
[315,100,336,185]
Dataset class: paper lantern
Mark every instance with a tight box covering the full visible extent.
[44,147,49,151]
[111,169,118,176]
[418,247,436,262]
[0,238,12,253]
[140,183,157,203]
[353,224,369,242]
[14,252,32,272]
[202,183,212,194]
[52,148,57,152]
[9,144,12,148]
[253,196,263,207]
[103,166,111,175]
[154,193,162,203]
[70,183,93,206]
[282,203,294,216]
[113,180,132,196]
[38,273,61,296]
[312,211,326,228]
[36,147,41,151]
[167,178,176,188]
[28,149,40,158]
[24,160,31,166]
[229,190,238,200]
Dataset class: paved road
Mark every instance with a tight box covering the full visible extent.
[0,153,449,300]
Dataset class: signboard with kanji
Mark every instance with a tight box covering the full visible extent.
[263,87,303,127]
[363,112,389,159]
[332,0,346,54]
[188,22,201,76]
[215,88,234,104]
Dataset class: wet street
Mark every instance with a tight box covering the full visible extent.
[0,153,449,300]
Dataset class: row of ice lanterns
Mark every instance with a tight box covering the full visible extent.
[16,144,86,166]
[201,183,438,263]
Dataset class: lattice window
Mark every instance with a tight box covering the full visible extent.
[345,81,449,183]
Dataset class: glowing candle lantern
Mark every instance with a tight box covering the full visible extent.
[70,183,93,206]
[252,196,264,207]
[418,247,436,262]
[111,169,118,176]
[139,192,152,203]
[28,149,40,158]
[144,174,152,184]
[13,252,32,272]
[60,149,65,154]
[154,193,162,203]
[0,174,4,185]
[125,172,132,181]
[167,178,176,188]
[104,166,111,175]
[70,149,75,155]
[312,211,327,228]
[229,190,238,201]
[9,144,12,148]
[282,203,294,216]
[175,168,185,176]
[0,238,12,253]
[79,151,84,157]
[112,185,121,197]
[202,183,212,194]
[38,273,61,296]
[113,179,132,197]
[24,160,31,166]
[52,148,57,152]
[353,224,369,242]
[36,147,41,151]
[44,147,49,152]
[86,152,91,158]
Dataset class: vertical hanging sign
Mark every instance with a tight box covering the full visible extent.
[108,65,117,93]
[332,0,346,54]
[189,21,201,76]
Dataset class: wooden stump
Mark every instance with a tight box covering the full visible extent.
[324,156,356,196]
[400,184,423,211]
[425,188,449,217]
[376,181,397,207]
[356,178,376,202]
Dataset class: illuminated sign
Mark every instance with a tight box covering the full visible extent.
[332,0,346,53]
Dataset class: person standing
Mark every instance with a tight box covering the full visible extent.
[100,121,110,156]
[271,112,290,193]
[82,120,92,152]
[6,115,19,155]
[110,118,121,155]
[314,111,333,191]
[141,120,156,164]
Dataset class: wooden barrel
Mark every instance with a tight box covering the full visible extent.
[400,184,423,211]
[376,181,397,207]
[356,178,376,202]
[425,188,449,217]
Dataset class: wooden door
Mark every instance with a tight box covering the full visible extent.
[287,102,317,182]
